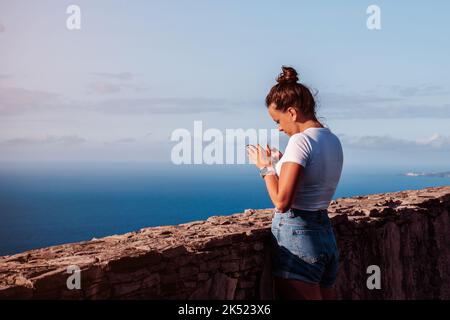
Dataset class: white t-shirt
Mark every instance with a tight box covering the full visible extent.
[275,127,343,211]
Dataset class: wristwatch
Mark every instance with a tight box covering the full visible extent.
[259,166,276,179]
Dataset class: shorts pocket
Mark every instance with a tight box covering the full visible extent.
[289,228,326,265]
[278,215,308,228]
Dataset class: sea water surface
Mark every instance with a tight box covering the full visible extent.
[0,162,449,256]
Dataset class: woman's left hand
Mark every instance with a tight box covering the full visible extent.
[246,144,272,169]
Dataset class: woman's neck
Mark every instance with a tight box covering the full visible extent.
[297,119,324,132]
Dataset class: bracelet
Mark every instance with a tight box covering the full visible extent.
[259,166,276,179]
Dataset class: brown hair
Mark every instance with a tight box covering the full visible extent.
[265,66,318,119]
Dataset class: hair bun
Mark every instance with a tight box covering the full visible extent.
[276,66,299,85]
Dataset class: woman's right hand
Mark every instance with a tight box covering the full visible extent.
[270,147,283,162]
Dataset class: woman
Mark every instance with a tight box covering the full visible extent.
[246,66,343,300]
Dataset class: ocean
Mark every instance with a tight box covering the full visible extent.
[0,162,449,256]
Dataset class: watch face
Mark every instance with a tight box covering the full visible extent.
[260,167,270,178]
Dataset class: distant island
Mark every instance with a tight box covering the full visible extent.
[402,171,450,178]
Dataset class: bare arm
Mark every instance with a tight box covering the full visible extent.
[246,144,302,212]
[263,162,302,212]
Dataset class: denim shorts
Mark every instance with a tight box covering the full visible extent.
[270,208,340,287]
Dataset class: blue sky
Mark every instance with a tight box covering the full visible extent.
[0,0,449,167]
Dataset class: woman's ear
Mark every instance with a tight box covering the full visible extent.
[288,107,297,121]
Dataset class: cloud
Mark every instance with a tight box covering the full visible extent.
[87,82,122,94]
[319,92,401,106]
[0,74,11,80]
[416,133,450,149]
[3,84,448,118]
[94,97,230,114]
[317,88,450,119]
[86,82,148,95]
[317,92,401,118]
[377,85,450,97]
[87,72,139,94]
[0,87,59,115]
[337,133,450,151]
[0,22,5,33]
[317,90,450,118]
[90,72,134,81]
[1,135,87,147]
[0,86,234,115]
[330,103,450,119]
[104,137,136,145]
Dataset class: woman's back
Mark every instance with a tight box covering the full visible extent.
[275,127,343,211]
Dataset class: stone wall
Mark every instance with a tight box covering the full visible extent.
[0,186,449,300]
